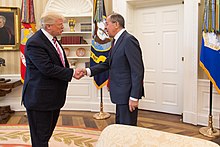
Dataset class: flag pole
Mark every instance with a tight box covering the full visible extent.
[93,88,110,119]
[199,81,220,137]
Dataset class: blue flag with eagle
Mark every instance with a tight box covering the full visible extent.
[90,0,111,89]
[200,0,220,93]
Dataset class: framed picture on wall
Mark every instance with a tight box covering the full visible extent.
[0,7,20,50]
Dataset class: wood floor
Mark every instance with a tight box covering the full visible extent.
[2,109,220,145]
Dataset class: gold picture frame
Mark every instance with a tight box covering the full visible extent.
[0,7,20,50]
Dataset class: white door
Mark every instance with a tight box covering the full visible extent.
[134,4,184,114]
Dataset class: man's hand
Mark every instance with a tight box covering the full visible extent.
[129,99,139,112]
[73,68,84,80]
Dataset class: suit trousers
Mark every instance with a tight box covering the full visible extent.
[26,109,60,147]
[116,104,138,126]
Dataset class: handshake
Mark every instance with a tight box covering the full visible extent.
[73,68,87,80]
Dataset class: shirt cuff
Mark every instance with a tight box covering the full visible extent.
[130,97,138,101]
[86,68,91,76]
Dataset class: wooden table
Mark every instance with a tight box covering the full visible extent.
[0,78,22,122]
[0,78,22,97]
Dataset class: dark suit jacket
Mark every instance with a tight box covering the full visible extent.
[90,30,144,104]
[22,29,73,110]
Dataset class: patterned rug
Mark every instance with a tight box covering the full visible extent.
[0,125,101,147]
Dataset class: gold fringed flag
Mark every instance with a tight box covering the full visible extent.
[200,0,220,94]
[20,0,36,83]
[90,0,111,89]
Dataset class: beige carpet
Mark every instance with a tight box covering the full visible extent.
[0,125,101,147]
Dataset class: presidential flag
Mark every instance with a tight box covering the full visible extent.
[20,0,36,83]
[200,0,220,93]
[90,0,111,89]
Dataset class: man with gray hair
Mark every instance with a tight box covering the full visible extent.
[0,15,14,45]
[22,12,83,147]
[83,13,144,126]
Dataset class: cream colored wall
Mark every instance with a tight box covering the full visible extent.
[0,0,205,79]
[198,0,208,79]
[0,0,48,75]
[105,0,113,15]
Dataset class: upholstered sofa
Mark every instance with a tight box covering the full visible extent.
[96,124,219,147]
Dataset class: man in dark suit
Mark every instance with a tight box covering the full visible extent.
[22,12,83,147]
[84,13,144,126]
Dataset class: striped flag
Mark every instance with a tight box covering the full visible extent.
[20,0,36,83]
[200,0,220,93]
[216,0,220,32]
[90,0,111,89]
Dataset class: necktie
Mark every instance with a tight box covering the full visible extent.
[107,39,115,90]
[53,37,65,67]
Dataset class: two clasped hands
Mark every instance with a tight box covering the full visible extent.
[73,68,87,80]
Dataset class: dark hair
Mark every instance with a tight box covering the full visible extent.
[109,13,125,28]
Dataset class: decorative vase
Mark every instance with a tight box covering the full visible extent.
[68,18,76,32]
